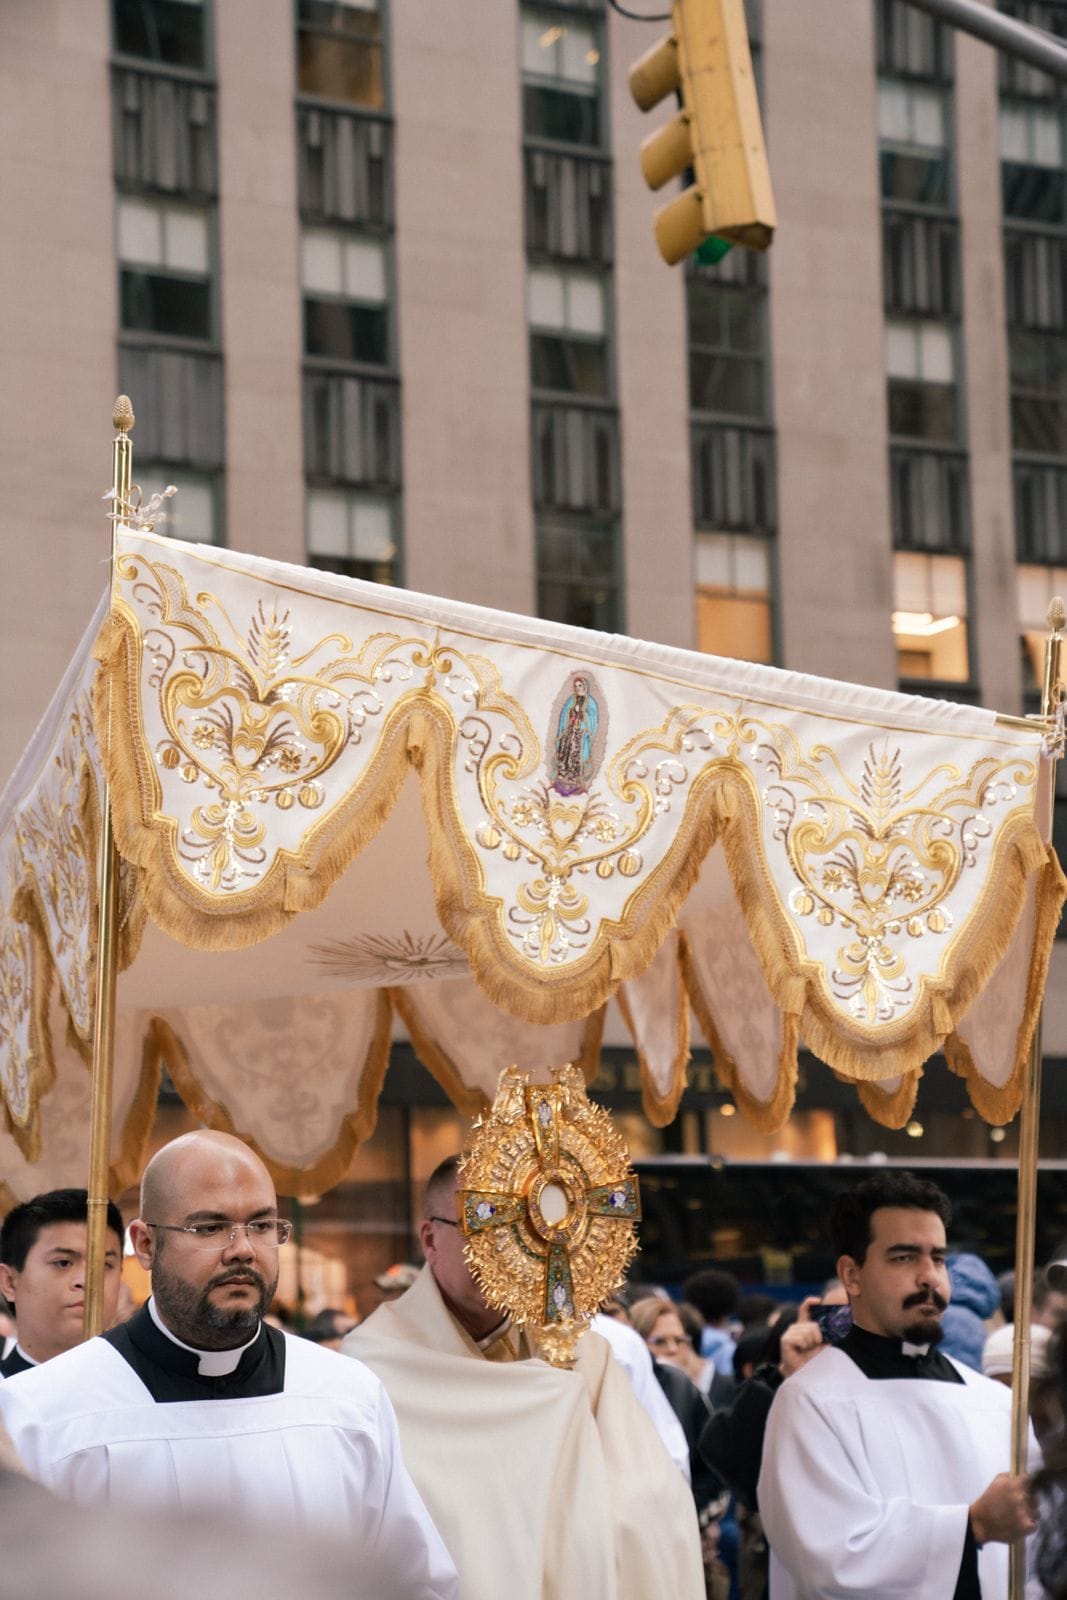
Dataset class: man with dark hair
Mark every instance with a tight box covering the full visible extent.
[344,1152,705,1600]
[758,1172,1035,1600]
[0,1132,457,1599]
[684,1267,741,1375]
[0,1189,124,1376]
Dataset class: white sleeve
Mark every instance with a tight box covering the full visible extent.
[757,1380,969,1600]
[591,1314,691,1481]
[358,1382,459,1600]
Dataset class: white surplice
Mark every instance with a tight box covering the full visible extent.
[757,1343,1032,1600]
[0,1329,457,1600]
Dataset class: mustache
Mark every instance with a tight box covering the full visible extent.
[207,1266,268,1293]
[902,1289,947,1312]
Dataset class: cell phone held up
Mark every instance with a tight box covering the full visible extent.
[809,1302,852,1344]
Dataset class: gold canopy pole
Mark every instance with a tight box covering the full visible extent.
[83,396,134,1341]
[1009,596,1064,1600]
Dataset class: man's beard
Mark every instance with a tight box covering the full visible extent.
[901,1288,948,1346]
[152,1253,277,1350]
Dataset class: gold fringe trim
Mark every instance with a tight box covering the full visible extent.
[615,940,692,1128]
[391,987,607,1118]
[1,891,57,1163]
[856,1072,921,1130]
[93,603,1063,1087]
[154,993,394,1195]
[944,841,1067,1124]
[680,930,798,1133]
[716,765,1056,1085]
[389,986,491,1119]
[109,1020,165,1194]
[576,1004,607,1087]
[94,608,419,953]
[411,704,728,1026]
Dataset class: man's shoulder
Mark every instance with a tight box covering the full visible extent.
[781,1344,858,1392]
[282,1332,386,1402]
[0,1336,133,1420]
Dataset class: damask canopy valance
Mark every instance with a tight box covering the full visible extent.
[1,526,1062,1198]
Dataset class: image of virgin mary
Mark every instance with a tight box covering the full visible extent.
[551,674,599,796]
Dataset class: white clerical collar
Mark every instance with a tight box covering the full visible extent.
[901,1340,932,1358]
[147,1296,260,1376]
[476,1314,514,1353]
[13,1343,38,1368]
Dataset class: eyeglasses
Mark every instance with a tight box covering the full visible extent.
[649,1333,692,1350]
[145,1219,293,1250]
[428,1215,459,1228]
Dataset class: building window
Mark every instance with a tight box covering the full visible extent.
[688,273,766,419]
[521,7,602,148]
[1018,561,1067,693]
[695,533,773,663]
[893,551,969,681]
[297,0,384,108]
[307,488,396,583]
[117,196,213,341]
[1000,103,1065,223]
[302,228,389,366]
[528,265,609,398]
[1010,329,1067,454]
[138,465,220,544]
[885,318,957,442]
[112,0,208,71]
[878,80,950,206]
[536,520,619,632]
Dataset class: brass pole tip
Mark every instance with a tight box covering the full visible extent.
[1048,597,1065,635]
[112,395,135,434]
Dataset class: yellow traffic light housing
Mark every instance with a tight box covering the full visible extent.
[629,0,776,265]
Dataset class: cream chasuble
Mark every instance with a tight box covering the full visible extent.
[344,1265,705,1600]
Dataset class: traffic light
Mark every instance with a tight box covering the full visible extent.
[629,0,775,266]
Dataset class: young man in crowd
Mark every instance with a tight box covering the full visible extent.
[0,1189,124,1376]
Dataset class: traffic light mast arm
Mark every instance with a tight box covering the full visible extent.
[897,0,1067,82]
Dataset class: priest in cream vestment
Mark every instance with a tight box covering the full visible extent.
[344,1155,705,1600]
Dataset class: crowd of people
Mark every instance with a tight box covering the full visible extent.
[0,1144,1066,1599]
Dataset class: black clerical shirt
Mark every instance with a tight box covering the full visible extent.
[102,1304,286,1403]
[0,1345,34,1380]
[840,1324,980,1600]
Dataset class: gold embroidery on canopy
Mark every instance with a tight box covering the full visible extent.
[92,559,1060,1094]
[0,895,54,1161]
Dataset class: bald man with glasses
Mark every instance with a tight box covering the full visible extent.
[0,1131,457,1600]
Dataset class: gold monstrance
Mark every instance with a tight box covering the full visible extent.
[457,1063,641,1367]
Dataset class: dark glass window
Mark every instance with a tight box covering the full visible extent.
[537,521,619,631]
[1002,162,1067,224]
[304,299,388,365]
[113,0,208,69]
[1013,397,1067,453]
[530,333,607,397]
[523,85,599,147]
[880,150,949,206]
[309,549,394,584]
[888,379,957,442]
[687,277,765,419]
[297,0,383,107]
[120,269,211,340]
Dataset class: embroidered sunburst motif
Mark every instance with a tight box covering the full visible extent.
[306,930,468,984]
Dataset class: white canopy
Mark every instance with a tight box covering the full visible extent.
[1,526,1062,1199]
